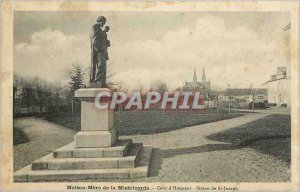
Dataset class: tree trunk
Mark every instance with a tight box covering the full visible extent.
[40,103,43,114]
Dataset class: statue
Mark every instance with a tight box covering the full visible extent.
[90,16,110,87]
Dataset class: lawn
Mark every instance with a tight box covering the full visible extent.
[46,110,243,135]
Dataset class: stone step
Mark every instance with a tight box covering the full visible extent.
[53,139,132,158]
[14,146,153,182]
[32,143,143,170]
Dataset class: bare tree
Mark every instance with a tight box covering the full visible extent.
[150,80,169,93]
[20,77,35,113]
[32,77,49,113]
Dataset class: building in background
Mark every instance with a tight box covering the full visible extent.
[218,88,268,109]
[264,66,290,107]
[183,67,216,108]
[184,66,211,91]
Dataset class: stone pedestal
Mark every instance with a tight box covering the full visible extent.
[74,88,117,148]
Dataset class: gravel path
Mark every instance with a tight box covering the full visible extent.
[13,117,76,171]
[120,113,290,182]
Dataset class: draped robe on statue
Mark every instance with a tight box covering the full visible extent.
[90,24,108,86]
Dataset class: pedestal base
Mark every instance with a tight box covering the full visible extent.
[14,140,153,182]
[74,129,117,148]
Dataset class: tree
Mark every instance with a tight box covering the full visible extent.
[14,73,69,115]
[32,77,49,113]
[139,83,145,94]
[13,74,24,115]
[20,77,35,113]
[150,80,169,93]
[51,84,63,113]
[13,73,22,98]
[68,64,85,96]
[67,64,85,115]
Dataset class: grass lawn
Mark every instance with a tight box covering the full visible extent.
[46,110,243,135]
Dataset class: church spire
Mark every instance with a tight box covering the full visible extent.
[193,66,197,83]
[202,66,206,81]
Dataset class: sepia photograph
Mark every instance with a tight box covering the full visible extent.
[1,1,299,191]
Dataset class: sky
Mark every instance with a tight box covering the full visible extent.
[14,11,290,90]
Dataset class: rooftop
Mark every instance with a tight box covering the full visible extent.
[223,88,267,96]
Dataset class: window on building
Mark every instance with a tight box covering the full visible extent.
[258,96,264,99]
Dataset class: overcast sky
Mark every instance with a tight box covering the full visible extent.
[14,11,290,90]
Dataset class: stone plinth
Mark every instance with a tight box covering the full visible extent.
[74,88,117,148]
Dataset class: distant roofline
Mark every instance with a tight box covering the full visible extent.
[221,88,267,96]
[263,76,286,85]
